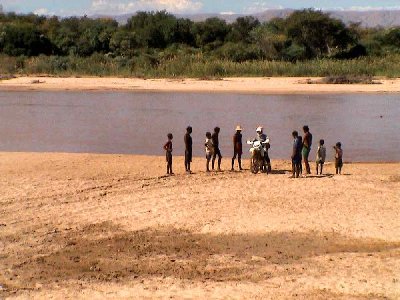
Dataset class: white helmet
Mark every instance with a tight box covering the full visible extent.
[256,126,263,133]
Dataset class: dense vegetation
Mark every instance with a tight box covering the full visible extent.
[1,9,400,77]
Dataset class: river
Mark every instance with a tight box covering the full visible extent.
[0,91,399,162]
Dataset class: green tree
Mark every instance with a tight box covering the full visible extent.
[215,42,263,62]
[126,11,179,49]
[49,17,117,56]
[250,23,287,59]
[193,17,230,48]
[0,23,52,56]
[76,18,118,56]
[227,16,260,43]
[172,18,195,46]
[285,9,357,58]
[52,17,81,55]
[381,27,400,48]
[110,29,141,57]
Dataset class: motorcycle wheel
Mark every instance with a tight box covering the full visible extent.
[250,159,259,174]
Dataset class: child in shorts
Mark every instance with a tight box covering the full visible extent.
[333,142,343,175]
[316,139,326,175]
[163,133,173,175]
[205,132,214,172]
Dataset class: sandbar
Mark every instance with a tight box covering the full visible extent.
[1,76,400,94]
[1,152,399,299]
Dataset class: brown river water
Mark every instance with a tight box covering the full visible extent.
[0,91,399,162]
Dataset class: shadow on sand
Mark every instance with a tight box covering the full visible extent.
[7,222,399,293]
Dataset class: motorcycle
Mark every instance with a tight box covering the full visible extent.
[247,139,269,174]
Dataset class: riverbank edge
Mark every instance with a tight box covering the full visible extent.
[0,152,398,165]
[1,76,400,94]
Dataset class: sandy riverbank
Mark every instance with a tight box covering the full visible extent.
[0,152,399,299]
[1,76,400,93]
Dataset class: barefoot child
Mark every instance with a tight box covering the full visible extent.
[231,125,243,171]
[184,126,193,174]
[298,136,303,175]
[333,142,343,174]
[205,132,214,172]
[291,131,302,178]
[316,139,326,175]
[212,127,222,171]
[163,133,173,175]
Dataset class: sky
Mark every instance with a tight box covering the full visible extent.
[1,0,400,16]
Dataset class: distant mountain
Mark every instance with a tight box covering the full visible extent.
[329,10,400,27]
[104,9,400,28]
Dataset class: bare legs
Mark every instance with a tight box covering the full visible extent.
[231,152,242,171]
[212,149,222,171]
[316,162,323,175]
[292,160,301,178]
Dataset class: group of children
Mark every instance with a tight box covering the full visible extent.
[164,125,343,176]
[164,125,242,175]
[291,126,343,178]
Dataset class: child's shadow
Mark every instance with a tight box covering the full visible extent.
[305,174,335,178]
[270,169,291,175]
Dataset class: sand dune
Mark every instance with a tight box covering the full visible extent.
[0,152,399,299]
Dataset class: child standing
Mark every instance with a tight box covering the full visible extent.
[231,125,243,171]
[184,126,193,174]
[333,142,343,175]
[163,133,173,175]
[212,127,222,171]
[315,139,326,175]
[298,136,303,175]
[205,132,214,172]
[291,131,302,178]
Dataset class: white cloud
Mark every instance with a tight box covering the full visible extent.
[220,11,236,15]
[244,1,284,14]
[90,0,203,14]
[33,8,49,15]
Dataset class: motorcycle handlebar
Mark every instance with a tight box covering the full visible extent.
[247,139,270,145]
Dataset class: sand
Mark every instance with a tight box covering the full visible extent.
[0,152,399,299]
[1,76,400,93]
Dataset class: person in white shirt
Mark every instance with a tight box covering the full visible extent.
[205,132,214,172]
[255,126,271,173]
[316,139,327,175]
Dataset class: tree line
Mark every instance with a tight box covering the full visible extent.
[0,9,399,63]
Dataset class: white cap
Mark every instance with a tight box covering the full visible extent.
[256,126,263,133]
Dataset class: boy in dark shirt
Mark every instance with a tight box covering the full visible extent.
[163,133,173,175]
[212,127,222,171]
[231,125,243,171]
[291,131,302,178]
[302,125,313,174]
[184,126,193,173]
[298,136,303,175]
